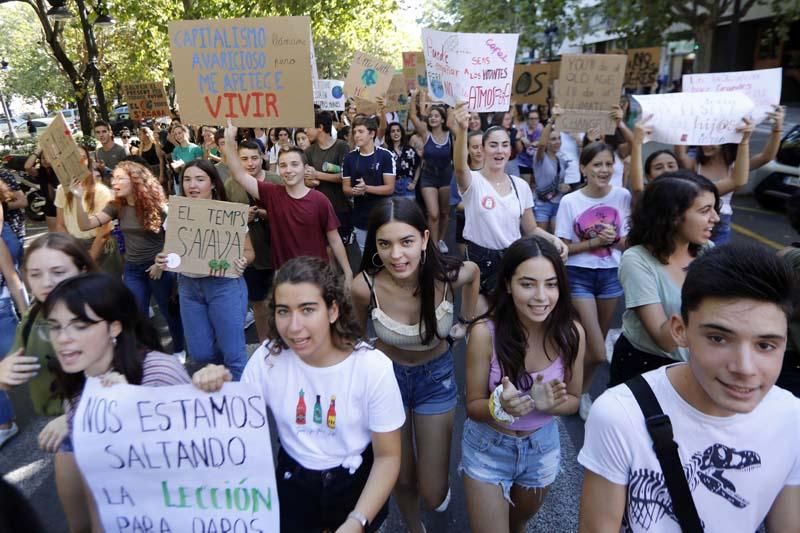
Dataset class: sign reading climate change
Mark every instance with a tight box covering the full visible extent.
[421,28,519,112]
[74,379,279,533]
[168,17,314,127]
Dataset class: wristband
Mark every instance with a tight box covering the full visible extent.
[489,384,517,424]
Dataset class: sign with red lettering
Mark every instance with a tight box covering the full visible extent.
[557,54,627,135]
[421,28,519,112]
[168,17,314,127]
[123,82,171,121]
[402,51,427,92]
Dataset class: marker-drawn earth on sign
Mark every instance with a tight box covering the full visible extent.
[362,69,378,87]
[331,85,343,98]
[430,79,444,98]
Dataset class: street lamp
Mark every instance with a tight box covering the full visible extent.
[46,0,74,21]
[94,3,114,28]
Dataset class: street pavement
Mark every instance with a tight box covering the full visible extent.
[2,116,797,531]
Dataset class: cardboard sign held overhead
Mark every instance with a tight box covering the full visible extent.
[511,64,550,105]
[384,74,410,112]
[163,196,249,278]
[624,47,661,89]
[421,28,519,112]
[682,67,782,124]
[314,80,345,111]
[633,91,754,145]
[123,82,171,121]
[557,54,627,135]
[343,51,394,102]
[38,113,87,188]
[74,379,280,533]
[168,17,314,128]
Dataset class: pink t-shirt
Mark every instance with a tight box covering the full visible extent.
[486,320,564,431]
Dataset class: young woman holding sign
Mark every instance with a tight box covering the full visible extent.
[153,160,254,380]
[194,257,404,533]
[44,273,191,532]
[73,161,185,359]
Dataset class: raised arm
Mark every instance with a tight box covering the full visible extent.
[222,120,261,200]
[72,184,113,231]
[537,105,561,162]
[673,144,696,172]
[450,103,472,193]
[408,89,429,137]
[375,97,388,142]
[750,105,785,170]
[716,118,755,196]
[628,115,653,195]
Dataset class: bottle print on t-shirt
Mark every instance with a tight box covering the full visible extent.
[294,389,339,436]
[573,204,622,258]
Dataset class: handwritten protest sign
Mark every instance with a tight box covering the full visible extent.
[557,54,627,135]
[421,28,518,112]
[624,47,660,89]
[343,51,394,102]
[402,51,426,92]
[683,67,782,124]
[168,17,314,127]
[314,80,345,111]
[512,64,550,105]
[74,379,279,533]
[123,82,171,121]
[633,91,754,145]
[163,196,249,278]
[384,74,410,112]
[38,113,86,188]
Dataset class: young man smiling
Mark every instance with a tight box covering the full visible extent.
[579,243,800,532]
[224,121,352,286]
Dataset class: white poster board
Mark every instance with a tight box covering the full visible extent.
[74,379,280,533]
[421,28,519,112]
[633,91,755,145]
[314,80,345,111]
[683,68,781,124]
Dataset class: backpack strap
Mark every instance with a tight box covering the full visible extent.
[626,375,704,533]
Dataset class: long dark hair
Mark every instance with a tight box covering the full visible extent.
[266,257,362,354]
[182,159,227,201]
[481,236,580,390]
[627,170,720,264]
[360,198,463,345]
[384,122,408,153]
[696,143,737,167]
[43,273,164,402]
[644,149,680,178]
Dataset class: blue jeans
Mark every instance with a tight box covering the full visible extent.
[0,298,19,425]
[178,275,248,380]
[2,223,22,268]
[123,261,184,352]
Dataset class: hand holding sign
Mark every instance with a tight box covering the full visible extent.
[192,364,233,393]
[450,102,470,133]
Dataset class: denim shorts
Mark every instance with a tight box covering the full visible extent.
[533,198,560,223]
[466,241,505,294]
[459,418,560,502]
[393,349,457,415]
[567,266,623,299]
[711,212,732,245]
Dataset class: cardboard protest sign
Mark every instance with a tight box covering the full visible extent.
[123,82,171,121]
[353,97,379,116]
[384,74,410,112]
[163,196,249,278]
[421,28,519,112]
[511,64,550,105]
[74,379,279,533]
[168,17,314,128]
[633,91,754,145]
[38,113,87,188]
[682,67,782,124]
[402,51,426,92]
[557,54,627,135]
[624,47,661,89]
[314,79,345,111]
[343,51,394,102]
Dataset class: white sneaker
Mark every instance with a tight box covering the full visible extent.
[434,487,451,512]
[0,422,18,448]
[438,240,449,254]
[579,393,593,421]
[244,309,255,329]
[173,350,187,365]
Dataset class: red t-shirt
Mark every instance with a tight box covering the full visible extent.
[256,181,340,269]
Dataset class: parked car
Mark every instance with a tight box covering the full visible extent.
[751,124,800,210]
[110,105,135,134]
[3,117,56,140]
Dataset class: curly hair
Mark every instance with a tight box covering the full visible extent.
[112,161,165,233]
[627,170,719,264]
[266,257,362,354]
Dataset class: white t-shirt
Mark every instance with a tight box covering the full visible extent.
[555,186,631,269]
[460,170,534,250]
[578,365,800,533]
[242,343,405,471]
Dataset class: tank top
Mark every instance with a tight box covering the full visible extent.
[421,133,454,181]
[697,162,734,216]
[486,320,564,431]
[363,272,454,351]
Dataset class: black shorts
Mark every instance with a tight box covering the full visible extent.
[466,241,505,294]
[419,169,453,189]
[608,334,675,387]
[455,208,465,244]
[243,267,273,302]
[518,165,533,176]
[277,445,388,532]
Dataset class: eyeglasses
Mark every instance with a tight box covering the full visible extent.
[122,136,130,140]
[38,319,104,341]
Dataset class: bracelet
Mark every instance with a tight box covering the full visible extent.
[488,384,517,424]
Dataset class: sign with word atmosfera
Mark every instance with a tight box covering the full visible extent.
[421,28,519,112]
[557,54,627,135]
[163,196,249,278]
[168,17,314,127]
[74,379,279,533]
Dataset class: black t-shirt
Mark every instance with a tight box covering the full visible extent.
[305,140,350,214]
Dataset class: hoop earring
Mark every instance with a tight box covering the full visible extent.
[111,336,117,347]
[421,250,427,265]
[372,253,383,268]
